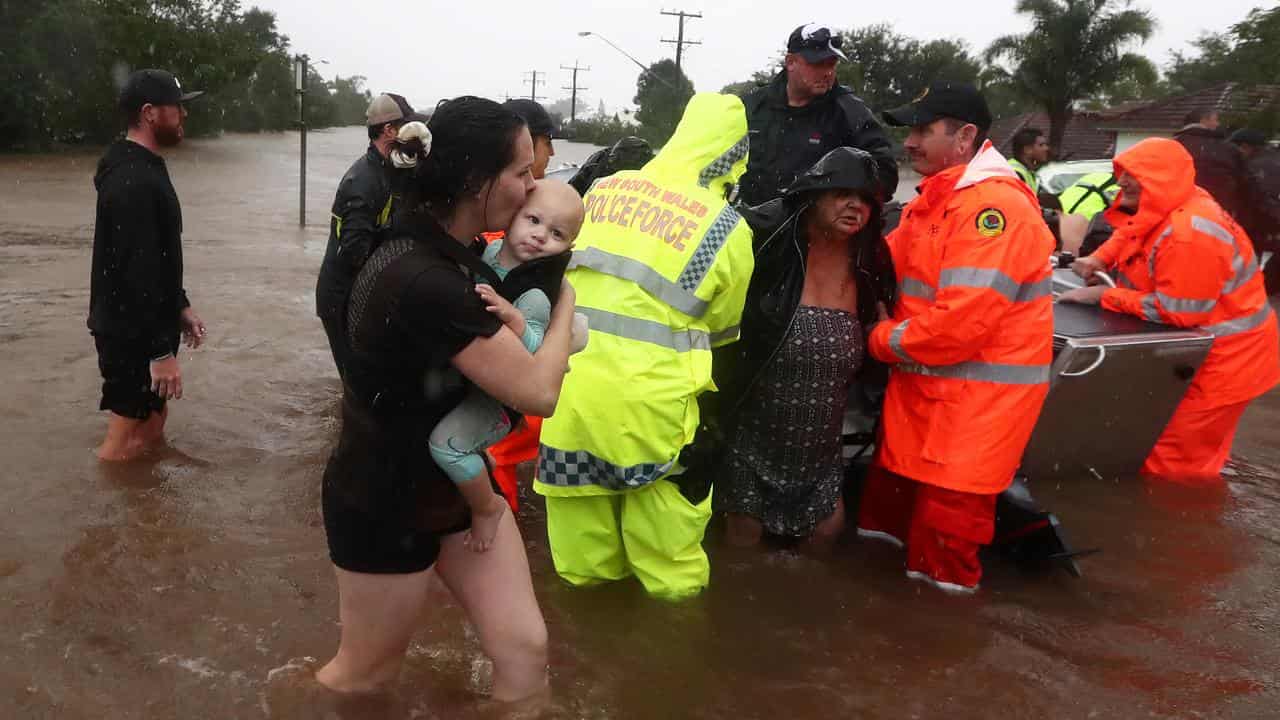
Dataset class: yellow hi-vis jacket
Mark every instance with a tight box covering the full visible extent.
[536,93,754,497]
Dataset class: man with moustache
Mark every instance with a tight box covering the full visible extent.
[856,82,1055,594]
[89,69,207,461]
[738,23,898,207]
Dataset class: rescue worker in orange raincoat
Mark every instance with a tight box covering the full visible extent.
[857,83,1056,594]
[1061,138,1279,482]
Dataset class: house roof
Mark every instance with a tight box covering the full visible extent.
[1096,82,1280,132]
[990,111,1116,161]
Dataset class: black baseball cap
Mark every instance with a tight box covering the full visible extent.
[786,24,847,63]
[118,69,202,113]
[882,82,993,133]
[1229,128,1269,147]
[502,99,555,138]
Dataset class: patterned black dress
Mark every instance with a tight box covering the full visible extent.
[721,305,863,537]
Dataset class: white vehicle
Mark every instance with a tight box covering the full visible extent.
[1037,159,1115,195]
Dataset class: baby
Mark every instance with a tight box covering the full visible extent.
[429,179,588,552]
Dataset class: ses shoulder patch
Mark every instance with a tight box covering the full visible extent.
[975,208,1006,237]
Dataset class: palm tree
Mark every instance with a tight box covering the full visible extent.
[984,0,1156,153]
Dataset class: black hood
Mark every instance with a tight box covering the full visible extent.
[783,146,883,201]
[94,139,163,190]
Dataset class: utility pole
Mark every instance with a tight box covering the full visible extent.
[523,70,546,102]
[660,9,702,74]
[560,62,590,124]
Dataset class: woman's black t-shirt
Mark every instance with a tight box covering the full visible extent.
[324,214,503,532]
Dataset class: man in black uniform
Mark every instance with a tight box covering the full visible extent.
[89,69,207,461]
[315,92,416,377]
[738,23,898,207]
[1231,128,1280,294]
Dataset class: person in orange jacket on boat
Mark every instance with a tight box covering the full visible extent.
[1061,137,1280,483]
[857,82,1056,594]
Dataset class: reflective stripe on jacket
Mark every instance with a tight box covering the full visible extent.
[537,93,755,496]
[868,141,1055,494]
[1059,172,1118,219]
[1092,138,1280,408]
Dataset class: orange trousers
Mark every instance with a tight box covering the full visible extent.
[857,465,997,592]
[489,415,542,511]
[1141,397,1251,484]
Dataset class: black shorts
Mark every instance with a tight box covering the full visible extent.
[94,334,177,420]
[321,472,471,574]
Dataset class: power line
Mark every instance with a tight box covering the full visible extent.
[660,9,702,74]
[560,62,590,124]
[523,70,546,102]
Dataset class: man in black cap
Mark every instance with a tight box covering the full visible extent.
[738,23,897,207]
[855,81,1055,594]
[315,92,417,377]
[503,99,557,179]
[1231,128,1280,293]
[89,69,207,461]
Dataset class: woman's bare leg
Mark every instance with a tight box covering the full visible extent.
[725,513,764,548]
[434,511,548,703]
[315,566,434,694]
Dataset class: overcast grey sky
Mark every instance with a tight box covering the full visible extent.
[251,0,1263,115]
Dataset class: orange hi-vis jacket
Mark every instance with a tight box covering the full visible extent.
[868,141,1056,494]
[1092,138,1279,409]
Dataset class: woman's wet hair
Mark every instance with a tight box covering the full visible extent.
[392,96,527,215]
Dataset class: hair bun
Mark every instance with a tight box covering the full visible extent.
[390,121,432,169]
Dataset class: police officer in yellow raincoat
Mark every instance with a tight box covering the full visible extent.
[536,93,754,599]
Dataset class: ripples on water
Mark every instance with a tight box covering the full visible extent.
[0,130,1277,718]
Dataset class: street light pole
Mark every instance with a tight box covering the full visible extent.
[294,54,329,227]
[578,31,676,90]
[295,54,307,227]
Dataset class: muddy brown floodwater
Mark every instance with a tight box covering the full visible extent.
[1,127,1278,719]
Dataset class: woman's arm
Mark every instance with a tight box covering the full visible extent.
[452,283,575,417]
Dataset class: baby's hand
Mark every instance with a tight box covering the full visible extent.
[475,284,522,328]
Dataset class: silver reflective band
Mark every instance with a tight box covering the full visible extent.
[889,319,912,362]
[1203,304,1275,338]
[1223,256,1258,295]
[709,325,740,345]
[1155,291,1216,315]
[938,266,1051,303]
[898,277,936,301]
[570,247,709,318]
[576,306,711,352]
[1149,226,1173,278]
[1115,270,1136,289]
[1140,293,1161,322]
[899,360,1050,385]
[1191,215,1234,246]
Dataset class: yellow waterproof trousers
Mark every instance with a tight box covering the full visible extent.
[543,480,713,600]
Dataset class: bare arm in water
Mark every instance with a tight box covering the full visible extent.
[452,282,576,418]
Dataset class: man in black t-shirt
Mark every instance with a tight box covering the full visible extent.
[89,69,207,460]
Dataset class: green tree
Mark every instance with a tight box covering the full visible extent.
[984,0,1156,152]
[633,59,694,146]
[1166,6,1280,134]
[1167,6,1280,92]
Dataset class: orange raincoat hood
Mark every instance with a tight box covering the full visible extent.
[1104,138,1200,242]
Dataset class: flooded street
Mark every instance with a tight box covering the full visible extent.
[1,126,1278,719]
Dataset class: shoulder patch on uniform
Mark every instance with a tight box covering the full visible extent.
[975,208,1006,238]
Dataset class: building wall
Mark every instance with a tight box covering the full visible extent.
[1114,131,1173,155]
